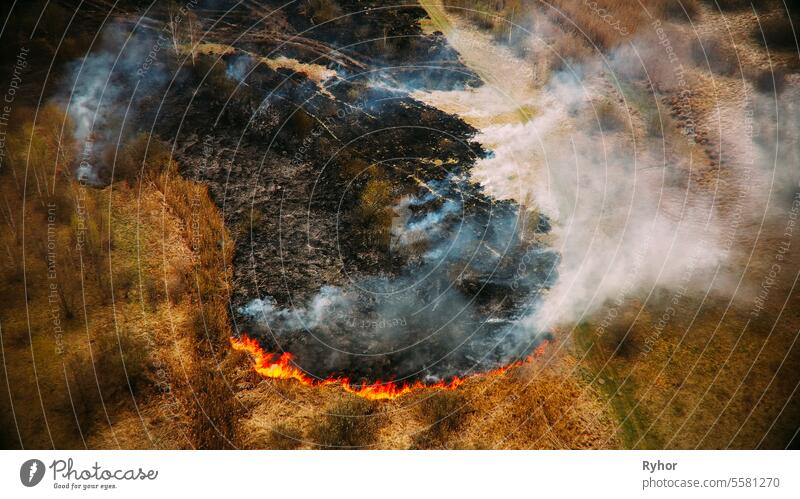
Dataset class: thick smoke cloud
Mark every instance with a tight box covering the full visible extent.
[412,12,800,334]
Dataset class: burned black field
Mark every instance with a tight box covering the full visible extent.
[115,2,559,385]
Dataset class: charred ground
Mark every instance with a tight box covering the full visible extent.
[113,0,560,384]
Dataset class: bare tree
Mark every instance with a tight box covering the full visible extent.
[166,2,200,65]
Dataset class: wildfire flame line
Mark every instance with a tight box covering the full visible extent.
[230,334,547,400]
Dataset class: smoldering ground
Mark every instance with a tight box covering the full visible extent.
[45,0,554,385]
[240,174,558,384]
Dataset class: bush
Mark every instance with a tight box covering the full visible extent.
[286,108,315,138]
[412,391,468,448]
[691,37,737,75]
[444,0,527,37]
[5,103,75,182]
[593,99,624,133]
[93,329,152,396]
[754,16,799,51]
[265,424,304,449]
[355,178,394,249]
[337,156,370,181]
[165,266,190,304]
[113,267,136,300]
[65,329,152,430]
[188,298,232,352]
[303,0,342,24]
[142,276,165,310]
[749,66,788,94]
[656,0,700,21]
[548,32,592,72]
[703,0,751,10]
[308,397,378,448]
[646,111,665,138]
[194,56,236,96]
[114,133,172,184]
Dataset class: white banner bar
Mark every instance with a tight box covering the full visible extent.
[1,451,798,498]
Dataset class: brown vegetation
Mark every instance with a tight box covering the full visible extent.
[748,66,788,94]
[302,0,343,24]
[265,424,304,449]
[691,37,738,76]
[65,328,152,432]
[593,98,625,133]
[445,0,701,51]
[0,98,239,449]
[754,15,800,52]
[114,133,173,184]
[308,397,380,448]
[355,176,395,250]
[412,391,469,448]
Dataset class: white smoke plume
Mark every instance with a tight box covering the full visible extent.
[61,23,170,184]
[412,12,800,334]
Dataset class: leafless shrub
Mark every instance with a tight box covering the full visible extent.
[748,66,788,95]
[593,99,624,133]
[308,397,378,448]
[691,37,738,76]
[265,424,304,449]
[411,391,469,448]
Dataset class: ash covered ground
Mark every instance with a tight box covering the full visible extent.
[67,0,559,385]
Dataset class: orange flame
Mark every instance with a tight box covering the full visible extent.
[231,334,547,401]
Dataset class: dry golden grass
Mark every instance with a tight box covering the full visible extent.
[0,103,239,449]
[264,423,305,449]
[307,397,380,449]
[411,391,469,449]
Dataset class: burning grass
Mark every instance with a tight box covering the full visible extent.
[230,335,468,400]
[231,334,549,401]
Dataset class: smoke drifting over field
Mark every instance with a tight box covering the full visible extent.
[412,7,800,335]
[241,175,558,383]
